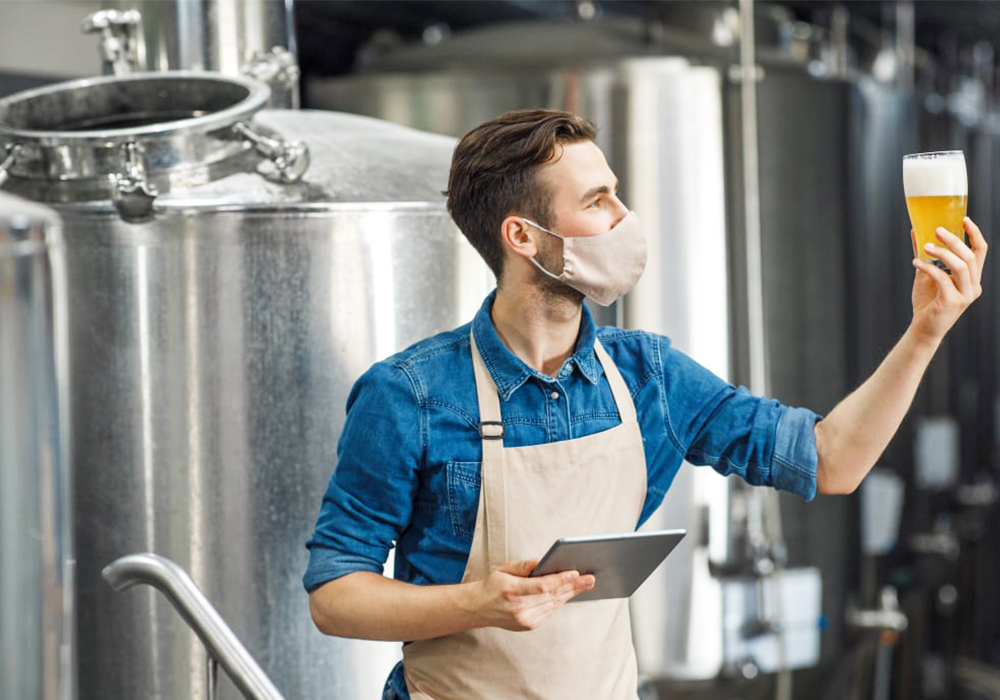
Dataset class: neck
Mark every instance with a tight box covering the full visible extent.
[491,283,583,377]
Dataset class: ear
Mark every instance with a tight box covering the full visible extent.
[500,215,539,260]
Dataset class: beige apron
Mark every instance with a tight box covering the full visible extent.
[402,331,648,700]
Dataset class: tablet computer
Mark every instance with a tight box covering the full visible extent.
[529,529,686,603]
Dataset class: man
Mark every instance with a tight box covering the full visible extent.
[304,109,987,700]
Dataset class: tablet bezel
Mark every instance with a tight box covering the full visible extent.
[528,529,686,603]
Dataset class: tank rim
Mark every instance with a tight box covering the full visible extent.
[0,72,270,145]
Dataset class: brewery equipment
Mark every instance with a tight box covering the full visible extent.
[0,193,73,700]
[0,72,493,700]
[83,1,299,108]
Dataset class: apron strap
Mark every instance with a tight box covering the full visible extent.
[470,329,509,568]
[469,331,637,570]
[593,340,637,424]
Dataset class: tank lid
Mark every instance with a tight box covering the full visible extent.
[0,72,270,183]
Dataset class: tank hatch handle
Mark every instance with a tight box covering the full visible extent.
[81,9,142,77]
[103,553,289,700]
[0,145,20,188]
[112,142,158,222]
[232,122,310,183]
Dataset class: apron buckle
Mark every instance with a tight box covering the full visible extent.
[478,421,505,440]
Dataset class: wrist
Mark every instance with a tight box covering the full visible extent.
[904,322,944,357]
[452,580,488,630]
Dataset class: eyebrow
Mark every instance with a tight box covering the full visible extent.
[579,180,619,204]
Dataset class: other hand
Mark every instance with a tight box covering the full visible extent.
[470,559,595,632]
[909,216,987,345]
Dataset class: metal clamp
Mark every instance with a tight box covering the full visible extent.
[111,142,158,221]
[232,122,310,183]
[81,9,142,77]
[0,145,20,189]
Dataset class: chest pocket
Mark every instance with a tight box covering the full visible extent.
[446,460,481,541]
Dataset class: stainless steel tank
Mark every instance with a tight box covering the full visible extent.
[84,0,299,107]
[0,72,493,700]
[0,193,73,700]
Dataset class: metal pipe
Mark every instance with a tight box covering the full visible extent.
[207,657,220,700]
[739,0,768,399]
[895,1,915,92]
[102,553,288,700]
[739,4,792,698]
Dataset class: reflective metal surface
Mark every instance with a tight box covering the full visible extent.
[0,73,269,186]
[98,0,299,108]
[0,192,73,700]
[1,73,493,700]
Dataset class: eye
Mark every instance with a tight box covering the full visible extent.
[589,198,601,208]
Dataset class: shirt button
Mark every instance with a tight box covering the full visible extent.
[550,391,560,400]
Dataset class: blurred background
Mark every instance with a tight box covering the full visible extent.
[1,2,999,700]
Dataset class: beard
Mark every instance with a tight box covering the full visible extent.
[533,232,585,306]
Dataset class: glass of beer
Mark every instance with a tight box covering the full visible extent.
[903,151,968,269]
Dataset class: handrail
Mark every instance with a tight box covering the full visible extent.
[102,553,288,700]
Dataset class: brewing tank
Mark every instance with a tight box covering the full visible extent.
[0,73,493,700]
[0,193,73,700]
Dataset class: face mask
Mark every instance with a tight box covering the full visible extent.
[521,210,647,306]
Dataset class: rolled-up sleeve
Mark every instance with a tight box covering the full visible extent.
[659,338,820,502]
[303,360,423,592]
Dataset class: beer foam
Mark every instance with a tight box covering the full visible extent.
[903,152,967,197]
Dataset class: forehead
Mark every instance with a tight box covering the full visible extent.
[536,140,616,201]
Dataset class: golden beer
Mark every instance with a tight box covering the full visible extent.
[905,194,968,261]
[903,151,967,264]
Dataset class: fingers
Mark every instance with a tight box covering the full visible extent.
[518,573,595,617]
[498,559,538,576]
[491,568,595,631]
[926,227,979,297]
[913,257,956,297]
[520,569,592,596]
[925,235,972,291]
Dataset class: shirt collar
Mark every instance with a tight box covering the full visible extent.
[471,290,603,402]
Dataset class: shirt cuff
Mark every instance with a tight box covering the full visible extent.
[771,406,821,501]
[302,545,384,593]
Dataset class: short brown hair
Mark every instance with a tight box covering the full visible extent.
[445,109,596,282]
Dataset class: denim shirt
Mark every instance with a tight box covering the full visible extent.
[304,291,820,698]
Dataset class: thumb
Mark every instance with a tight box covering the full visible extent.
[498,559,538,577]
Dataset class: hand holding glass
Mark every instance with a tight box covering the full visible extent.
[903,151,968,269]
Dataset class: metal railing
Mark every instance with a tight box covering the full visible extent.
[102,553,288,700]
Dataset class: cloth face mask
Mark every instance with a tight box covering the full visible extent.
[521,210,647,306]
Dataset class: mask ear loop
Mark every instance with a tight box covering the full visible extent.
[520,217,564,240]
[520,217,564,279]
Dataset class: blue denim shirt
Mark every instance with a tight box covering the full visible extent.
[304,291,820,698]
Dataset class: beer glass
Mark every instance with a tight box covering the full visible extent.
[903,151,968,268]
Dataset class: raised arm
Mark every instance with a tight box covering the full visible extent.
[814,217,987,494]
